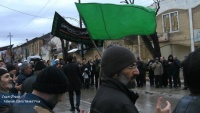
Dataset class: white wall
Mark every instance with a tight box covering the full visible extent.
[161,44,190,61]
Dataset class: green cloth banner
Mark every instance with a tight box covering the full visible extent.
[76,3,156,40]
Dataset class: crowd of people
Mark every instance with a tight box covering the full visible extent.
[0,54,102,113]
[136,54,184,89]
[0,44,199,113]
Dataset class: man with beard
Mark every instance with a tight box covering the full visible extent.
[0,68,13,113]
[90,45,170,113]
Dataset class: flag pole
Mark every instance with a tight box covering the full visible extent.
[91,39,102,57]
[78,1,102,57]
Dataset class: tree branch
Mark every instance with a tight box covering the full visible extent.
[120,0,129,4]
[154,0,160,15]
[130,0,134,4]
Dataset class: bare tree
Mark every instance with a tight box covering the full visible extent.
[60,38,69,63]
[49,40,57,60]
[120,0,134,4]
[153,0,160,15]
[120,0,162,58]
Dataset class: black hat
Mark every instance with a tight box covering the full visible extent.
[101,45,136,77]
[6,64,16,72]
[34,61,46,71]
[32,66,68,94]
[0,68,8,77]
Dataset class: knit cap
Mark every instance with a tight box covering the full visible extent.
[0,68,8,76]
[6,64,16,72]
[32,66,68,94]
[101,45,136,77]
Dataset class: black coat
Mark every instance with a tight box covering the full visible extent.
[16,72,31,85]
[0,90,12,113]
[21,75,37,94]
[90,77,139,113]
[62,62,82,91]
[173,95,200,113]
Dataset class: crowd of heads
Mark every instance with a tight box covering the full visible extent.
[0,44,200,112]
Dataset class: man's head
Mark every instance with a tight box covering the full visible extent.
[32,66,69,107]
[95,55,99,60]
[0,68,12,91]
[173,56,177,60]
[89,57,93,62]
[55,59,59,65]
[77,59,81,63]
[101,45,139,87]
[155,57,159,63]
[182,48,200,94]
[6,64,16,76]
[34,61,46,71]
[168,54,174,62]
[67,55,73,63]
[30,61,34,65]
[20,62,32,75]
[160,56,164,61]
[34,61,46,75]
[0,60,5,68]
[82,59,86,64]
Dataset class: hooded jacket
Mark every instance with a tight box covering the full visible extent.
[167,55,175,75]
[90,77,139,113]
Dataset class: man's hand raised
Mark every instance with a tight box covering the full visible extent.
[156,97,171,113]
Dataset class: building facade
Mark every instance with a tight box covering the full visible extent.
[154,0,200,61]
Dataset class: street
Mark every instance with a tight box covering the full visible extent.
[54,81,190,113]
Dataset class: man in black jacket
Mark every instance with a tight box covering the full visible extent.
[90,45,170,113]
[62,55,82,112]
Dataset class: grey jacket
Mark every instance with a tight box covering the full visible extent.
[152,62,163,75]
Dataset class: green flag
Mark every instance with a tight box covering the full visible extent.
[76,3,156,40]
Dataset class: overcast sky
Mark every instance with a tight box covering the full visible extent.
[0,0,154,47]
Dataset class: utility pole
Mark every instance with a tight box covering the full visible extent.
[8,32,13,63]
[138,35,141,58]
[189,6,195,52]
[26,39,28,60]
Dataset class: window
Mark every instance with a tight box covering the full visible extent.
[162,11,179,33]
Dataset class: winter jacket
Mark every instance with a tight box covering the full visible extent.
[21,75,37,94]
[137,61,146,75]
[0,88,12,113]
[90,77,139,113]
[152,62,163,75]
[16,72,32,85]
[167,55,175,75]
[62,62,82,91]
[173,95,200,113]
[8,93,54,113]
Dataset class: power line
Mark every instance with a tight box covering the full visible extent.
[0,3,79,22]
[17,0,51,37]
[0,4,52,19]
[40,0,57,16]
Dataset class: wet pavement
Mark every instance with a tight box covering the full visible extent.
[53,81,190,113]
